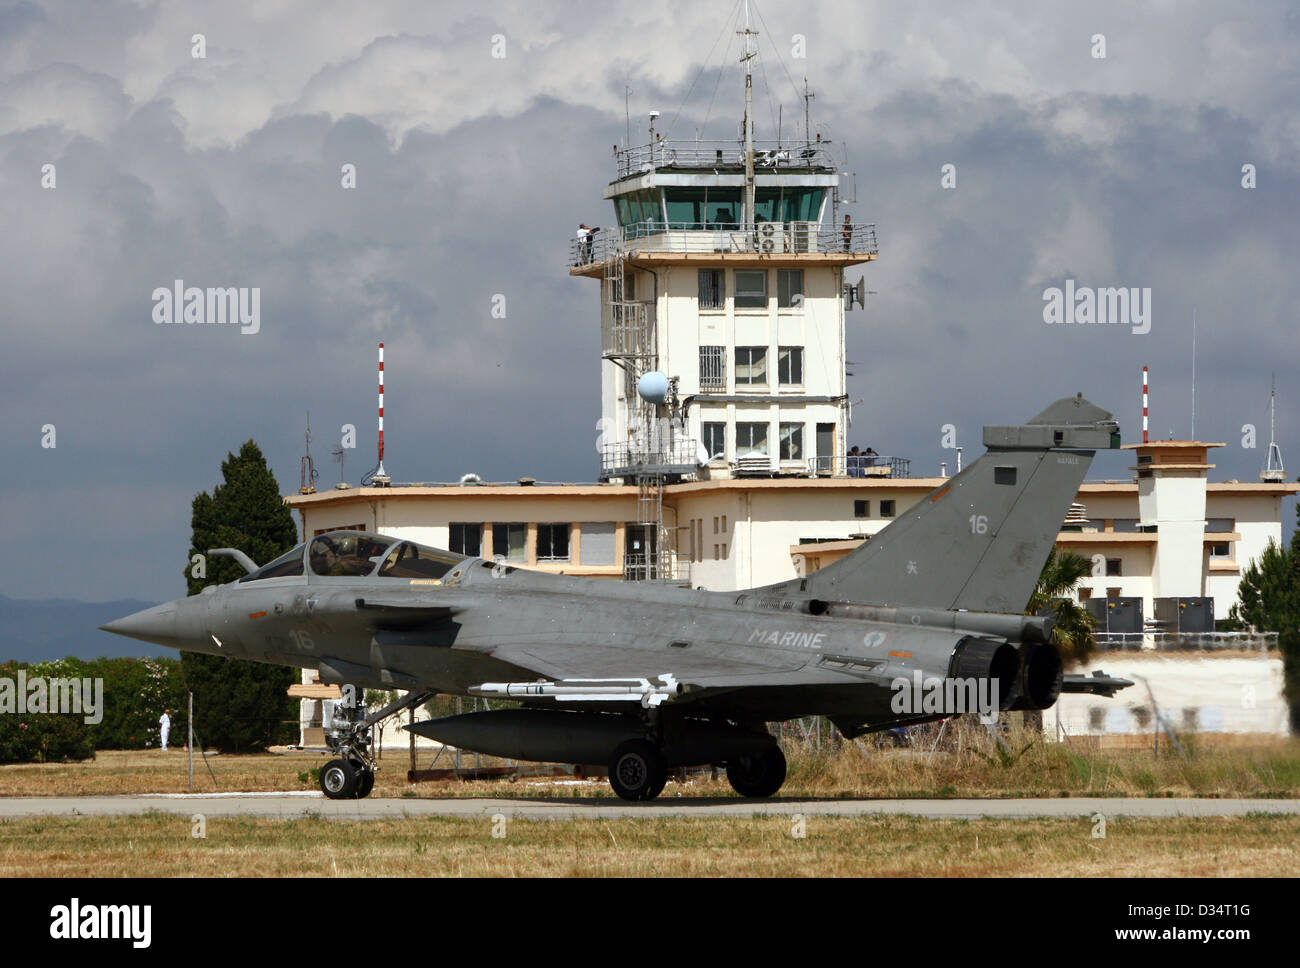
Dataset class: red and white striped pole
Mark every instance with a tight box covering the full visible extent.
[1142,365,1149,444]
[374,342,389,481]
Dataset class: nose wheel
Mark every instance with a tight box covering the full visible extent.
[321,757,375,799]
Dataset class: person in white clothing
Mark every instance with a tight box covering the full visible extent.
[159,709,171,751]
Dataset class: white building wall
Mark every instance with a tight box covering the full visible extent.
[1054,654,1288,737]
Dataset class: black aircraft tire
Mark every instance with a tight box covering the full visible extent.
[608,740,668,802]
[355,769,375,799]
[726,746,787,798]
[321,758,359,799]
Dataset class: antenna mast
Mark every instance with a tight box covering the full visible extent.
[299,411,318,494]
[803,77,814,147]
[739,1,758,230]
[1262,374,1286,482]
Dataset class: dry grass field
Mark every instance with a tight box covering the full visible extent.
[1,812,1296,877]
[2,727,1297,800]
[2,730,1297,876]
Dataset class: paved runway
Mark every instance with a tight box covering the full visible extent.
[2,795,1298,821]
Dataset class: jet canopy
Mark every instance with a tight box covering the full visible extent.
[237,531,467,582]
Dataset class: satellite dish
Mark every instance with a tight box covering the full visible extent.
[854,276,866,308]
[637,371,669,404]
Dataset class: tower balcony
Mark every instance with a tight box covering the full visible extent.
[570,220,878,276]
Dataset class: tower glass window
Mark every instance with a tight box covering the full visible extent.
[698,270,724,310]
[700,346,726,390]
[733,270,768,309]
[702,422,726,460]
[736,422,769,456]
[778,347,803,385]
[777,269,804,308]
[779,423,804,460]
[735,347,767,385]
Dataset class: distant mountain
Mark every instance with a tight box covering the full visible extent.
[0,594,172,662]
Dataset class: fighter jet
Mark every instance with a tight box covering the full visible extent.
[103,395,1132,801]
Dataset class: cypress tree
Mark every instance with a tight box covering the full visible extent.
[181,441,300,751]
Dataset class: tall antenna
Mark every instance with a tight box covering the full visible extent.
[738,0,758,229]
[1262,375,1286,482]
[299,411,318,494]
[803,76,814,147]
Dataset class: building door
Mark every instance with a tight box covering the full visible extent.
[625,525,658,580]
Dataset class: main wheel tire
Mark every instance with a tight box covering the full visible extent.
[321,758,359,799]
[355,768,375,799]
[726,746,787,798]
[608,740,668,802]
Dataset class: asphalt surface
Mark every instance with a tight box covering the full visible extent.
[1,794,1298,821]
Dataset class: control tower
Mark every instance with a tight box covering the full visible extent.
[568,13,880,580]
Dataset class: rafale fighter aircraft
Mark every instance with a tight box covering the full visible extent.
[104,395,1133,801]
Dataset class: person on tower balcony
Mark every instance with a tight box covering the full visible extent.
[577,224,600,263]
[842,213,853,252]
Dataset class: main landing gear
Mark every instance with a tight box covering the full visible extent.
[604,737,788,802]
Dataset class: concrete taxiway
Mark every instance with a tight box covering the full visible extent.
[1,795,1298,821]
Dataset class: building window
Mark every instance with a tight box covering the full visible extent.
[854,500,869,518]
[1209,542,1232,558]
[1206,518,1235,533]
[536,524,570,561]
[314,523,366,536]
[880,500,895,518]
[492,523,527,562]
[449,523,481,556]
[700,346,726,390]
[777,269,804,308]
[1105,558,1122,576]
[736,422,769,456]
[735,347,767,385]
[1078,587,1092,601]
[777,346,803,385]
[582,522,617,565]
[702,421,726,460]
[1106,587,1123,598]
[733,269,768,309]
[698,269,724,310]
[779,422,804,460]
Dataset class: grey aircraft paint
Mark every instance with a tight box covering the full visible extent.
[103,396,1133,801]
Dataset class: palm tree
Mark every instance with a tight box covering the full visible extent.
[1027,546,1096,669]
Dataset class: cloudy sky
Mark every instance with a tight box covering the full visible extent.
[2,0,1296,602]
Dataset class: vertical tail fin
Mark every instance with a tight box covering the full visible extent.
[788,396,1119,613]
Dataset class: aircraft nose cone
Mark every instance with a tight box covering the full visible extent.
[100,603,180,648]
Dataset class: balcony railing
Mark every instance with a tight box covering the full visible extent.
[806,455,911,479]
[570,221,878,267]
[599,439,700,480]
[1094,632,1277,652]
[601,299,655,358]
[623,552,691,584]
[615,139,838,177]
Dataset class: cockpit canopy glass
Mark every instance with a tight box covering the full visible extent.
[376,541,464,580]
[239,543,306,582]
[308,532,395,577]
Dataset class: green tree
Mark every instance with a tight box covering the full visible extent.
[1027,546,1097,668]
[181,440,300,752]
